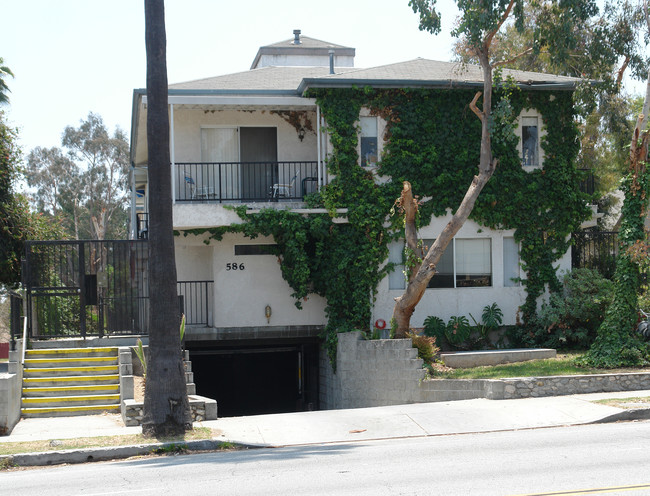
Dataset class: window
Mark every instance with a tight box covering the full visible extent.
[521,116,539,167]
[424,239,454,288]
[388,238,492,289]
[455,238,492,287]
[503,237,520,287]
[388,241,405,290]
[234,244,277,255]
[360,116,378,167]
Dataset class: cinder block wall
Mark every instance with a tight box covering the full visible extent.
[0,350,23,435]
[320,331,426,410]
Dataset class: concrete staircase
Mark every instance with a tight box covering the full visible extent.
[21,347,120,418]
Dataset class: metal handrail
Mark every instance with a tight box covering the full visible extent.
[21,316,27,364]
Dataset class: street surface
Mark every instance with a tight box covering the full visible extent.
[3,420,650,495]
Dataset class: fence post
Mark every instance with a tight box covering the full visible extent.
[9,292,21,352]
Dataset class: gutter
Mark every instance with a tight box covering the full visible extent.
[297,78,579,94]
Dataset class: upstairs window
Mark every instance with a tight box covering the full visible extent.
[360,116,378,167]
[521,116,540,167]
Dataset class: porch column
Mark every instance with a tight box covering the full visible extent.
[316,105,322,189]
[170,103,176,204]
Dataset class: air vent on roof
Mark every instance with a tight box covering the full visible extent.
[293,29,301,45]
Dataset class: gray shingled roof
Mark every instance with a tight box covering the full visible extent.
[264,35,352,50]
[300,58,583,90]
[168,66,349,93]
[167,58,582,95]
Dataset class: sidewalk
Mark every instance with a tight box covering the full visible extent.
[2,390,650,461]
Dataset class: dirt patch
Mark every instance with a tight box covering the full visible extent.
[134,375,145,403]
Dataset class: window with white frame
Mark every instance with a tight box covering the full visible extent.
[388,241,406,290]
[521,116,539,166]
[388,238,492,289]
[503,237,520,287]
[360,116,378,167]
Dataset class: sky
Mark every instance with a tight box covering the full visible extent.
[1,0,646,157]
[1,0,462,155]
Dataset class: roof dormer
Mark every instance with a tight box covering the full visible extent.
[250,29,355,69]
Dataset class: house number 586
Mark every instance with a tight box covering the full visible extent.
[226,263,245,271]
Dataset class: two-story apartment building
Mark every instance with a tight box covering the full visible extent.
[129,31,590,416]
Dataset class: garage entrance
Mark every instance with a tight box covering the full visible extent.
[188,342,319,417]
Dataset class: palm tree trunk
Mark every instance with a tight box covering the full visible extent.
[142,0,191,437]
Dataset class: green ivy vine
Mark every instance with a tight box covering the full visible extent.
[177,84,590,365]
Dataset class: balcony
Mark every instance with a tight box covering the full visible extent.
[175,161,319,203]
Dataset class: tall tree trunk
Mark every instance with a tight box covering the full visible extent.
[392,55,497,338]
[142,0,191,437]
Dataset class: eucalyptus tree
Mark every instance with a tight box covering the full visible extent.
[0,57,13,105]
[141,0,191,437]
[391,0,599,336]
[62,113,129,240]
[580,1,650,368]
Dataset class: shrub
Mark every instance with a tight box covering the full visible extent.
[532,268,614,349]
[407,332,439,364]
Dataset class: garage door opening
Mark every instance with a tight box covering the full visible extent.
[189,344,319,417]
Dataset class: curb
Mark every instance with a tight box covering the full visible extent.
[590,407,650,424]
[0,439,260,468]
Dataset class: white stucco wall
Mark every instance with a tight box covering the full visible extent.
[175,232,327,329]
[372,214,572,327]
[170,108,318,163]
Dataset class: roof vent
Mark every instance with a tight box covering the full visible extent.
[329,49,335,74]
[293,29,301,45]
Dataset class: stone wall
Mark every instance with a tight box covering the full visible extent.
[486,373,650,399]
[122,396,217,426]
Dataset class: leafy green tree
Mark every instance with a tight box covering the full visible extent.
[392,0,598,336]
[0,111,63,287]
[0,57,14,106]
[452,0,649,198]
[580,3,650,366]
[62,113,130,240]
[25,114,129,240]
[142,0,191,437]
[26,147,83,238]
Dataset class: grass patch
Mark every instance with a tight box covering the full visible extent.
[432,352,650,379]
[0,426,222,456]
[593,397,650,409]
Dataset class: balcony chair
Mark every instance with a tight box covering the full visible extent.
[184,174,196,199]
[271,173,298,200]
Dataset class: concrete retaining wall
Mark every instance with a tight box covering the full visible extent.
[319,332,650,409]
[0,351,22,435]
[320,332,426,409]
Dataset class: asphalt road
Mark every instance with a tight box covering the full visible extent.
[3,421,650,495]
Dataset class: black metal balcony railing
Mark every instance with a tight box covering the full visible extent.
[175,161,319,202]
[177,280,214,327]
[136,213,149,239]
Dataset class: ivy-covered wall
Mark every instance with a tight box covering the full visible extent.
[180,85,590,359]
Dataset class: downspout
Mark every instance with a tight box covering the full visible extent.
[170,103,176,204]
[316,105,322,190]
[130,162,136,239]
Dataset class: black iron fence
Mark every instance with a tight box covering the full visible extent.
[578,168,596,197]
[175,161,319,202]
[22,240,218,339]
[24,240,149,339]
[177,281,214,327]
[571,231,618,279]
